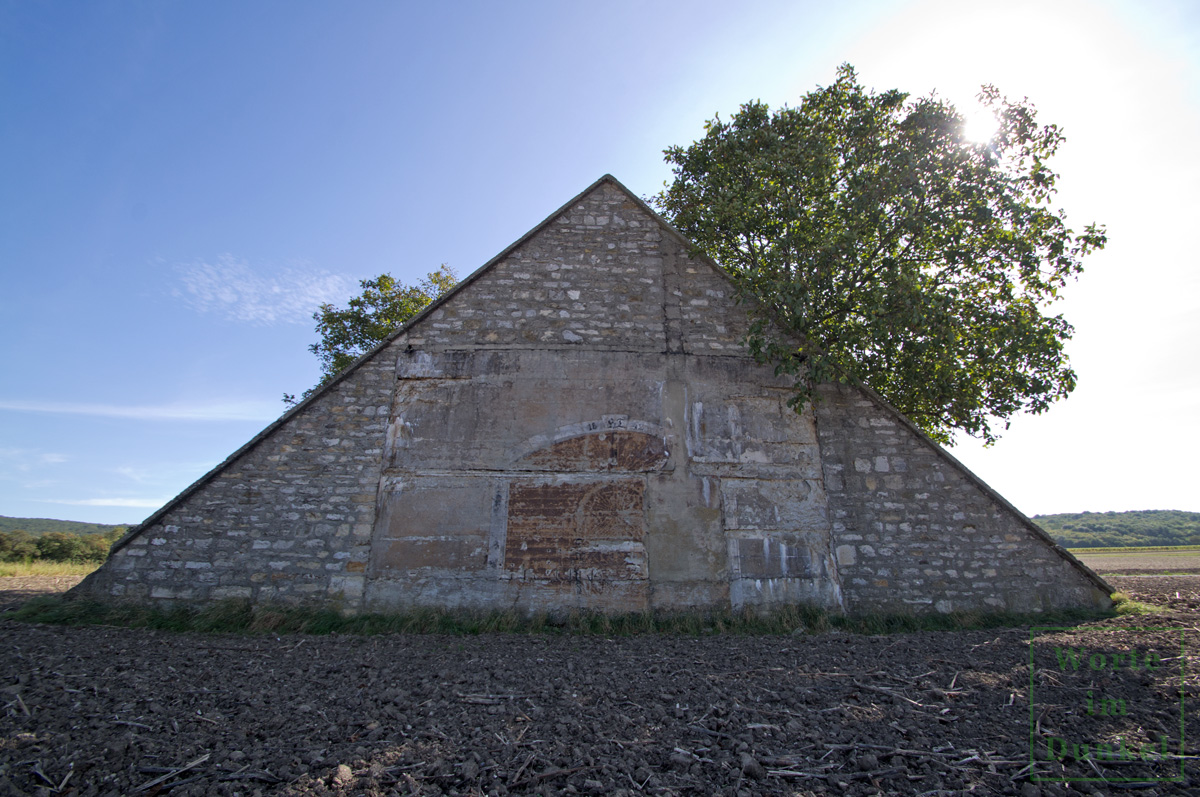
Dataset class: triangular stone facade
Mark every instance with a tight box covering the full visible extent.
[75,176,1111,616]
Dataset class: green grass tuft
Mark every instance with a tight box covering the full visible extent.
[1110,591,1166,615]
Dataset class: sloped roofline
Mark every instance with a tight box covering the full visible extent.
[627,178,1111,597]
[110,174,1112,603]
[820,375,1114,597]
[112,175,670,551]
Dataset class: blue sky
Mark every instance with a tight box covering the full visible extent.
[2,0,1197,525]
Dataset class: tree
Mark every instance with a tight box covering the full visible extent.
[36,532,84,562]
[285,265,458,405]
[654,65,1105,445]
[78,530,122,562]
[0,529,37,562]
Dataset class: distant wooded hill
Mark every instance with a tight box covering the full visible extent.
[1034,510,1200,548]
[0,515,126,537]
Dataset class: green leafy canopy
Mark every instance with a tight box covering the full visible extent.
[285,265,458,405]
[654,64,1106,445]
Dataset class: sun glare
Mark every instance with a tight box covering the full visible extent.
[963,109,999,143]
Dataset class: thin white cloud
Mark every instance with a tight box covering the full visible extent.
[173,254,352,325]
[0,399,278,422]
[114,462,212,484]
[48,498,167,508]
[0,447,70,474]
[115,466,152,483]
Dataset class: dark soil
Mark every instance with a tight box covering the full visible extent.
[0,577,86,613]
[1,575,1196,796]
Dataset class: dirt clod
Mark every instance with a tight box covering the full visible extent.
[740,752,766,779]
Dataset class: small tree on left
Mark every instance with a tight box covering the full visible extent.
[285,265,458,406]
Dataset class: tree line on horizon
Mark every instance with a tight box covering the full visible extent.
[0,517,127,564]
[1034,510,1200,548]
[0,527,126,563]
[0,515,124,536]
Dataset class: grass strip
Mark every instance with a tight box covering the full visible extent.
[1068,544,1200,554]
[3,596,1115,637]
[0,561,101,578]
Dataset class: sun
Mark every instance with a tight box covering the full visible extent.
[963,109,999,143]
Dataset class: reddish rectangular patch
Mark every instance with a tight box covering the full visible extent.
[505,479,647,582]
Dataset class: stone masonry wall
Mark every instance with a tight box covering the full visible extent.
[401,182,670,352]
[814,381,1111,614]
[365,179,841,613]
[74,176,1108,617]
[76,177,842,616]
[75,354,396,611]
[399,181,745,357]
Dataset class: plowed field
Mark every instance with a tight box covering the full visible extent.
[1073,549,1200,575]
[1,576,1196,796]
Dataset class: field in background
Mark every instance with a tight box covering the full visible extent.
[0,560,99,578]
[1070,544,1200,574]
